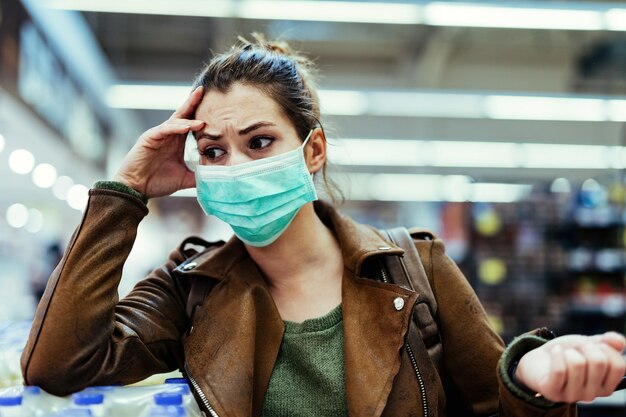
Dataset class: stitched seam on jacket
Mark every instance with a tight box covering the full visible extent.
[23,195,92,384]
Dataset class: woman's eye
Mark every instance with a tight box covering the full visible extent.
[201,147,225,160]
[249,136,274,150]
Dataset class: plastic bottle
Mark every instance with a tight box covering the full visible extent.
[0,394,22,417]
[23,386,70,416]
[54,409,93,417]
[142,392,187,417]
[162,380,202,417]
[70,392,105,417]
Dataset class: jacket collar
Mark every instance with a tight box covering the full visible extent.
[177,200,405,279]
[179,200,417,417]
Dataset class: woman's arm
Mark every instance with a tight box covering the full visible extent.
[420,238,577,416]
[20,189,190,396]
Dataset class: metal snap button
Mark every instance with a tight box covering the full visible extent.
[182,262,197,271]
[393,297,405,311]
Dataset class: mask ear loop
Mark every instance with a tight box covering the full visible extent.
[301,129,315,176]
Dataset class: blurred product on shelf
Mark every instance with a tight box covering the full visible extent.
[0,382,203,417]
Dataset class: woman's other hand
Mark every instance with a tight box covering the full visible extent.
[515,331,626,403]
[114,86,206,198]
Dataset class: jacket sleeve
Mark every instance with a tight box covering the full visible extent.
[419,238,576,417]
[20,189,190,396]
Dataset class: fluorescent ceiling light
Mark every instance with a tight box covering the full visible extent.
[606,9,626,31]
[520,144,611,169]
[42,0,234,17]
[238,1,420,24]
[469,183,532,203]
[42,0,626,32]
[423,3,604,31]
[368,92,483,118]
[429,141,519,168]
[330,139,626,170]
[106,84,626,122]
[483,96,606,122]
[329,139,426,166]
[342,173,530,202]
[318,91,369,116]
[106,85,190,110]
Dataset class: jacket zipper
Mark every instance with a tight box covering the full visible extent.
[185,363,220,417]
[379,262,429,417]
[405,342,429,417]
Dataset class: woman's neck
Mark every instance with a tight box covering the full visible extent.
[245,203,344,321]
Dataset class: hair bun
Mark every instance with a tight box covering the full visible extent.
[238,32,297,59]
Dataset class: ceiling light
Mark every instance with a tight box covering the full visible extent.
[8,149,35,174]
[606,8,626,31]
[429,141,519,168]
[423,3,604,31]
[238,1,421,24]
[0,133,5,153]
[32,163,58,188]
[106,84,626,122]
[367,91,483,118]
[41,0,626,32]
[520,144,609,169]
[317,91,368,116]
[53,176,74,200]
[483,96,606,122]
[106,84,189,110]
[469,183,532,203]
[342,173,530,202]
[329,139,426,166]
[42,0,234,17]
[25,208,44,233]
[6,204,29,228]
[331,139,621,170]
[67,184,88,210]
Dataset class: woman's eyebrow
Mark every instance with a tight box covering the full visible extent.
[195,132,221,141]
[195,121,276,140]
[238,121,276,135]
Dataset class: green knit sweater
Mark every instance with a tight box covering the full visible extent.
[262,304,347,417]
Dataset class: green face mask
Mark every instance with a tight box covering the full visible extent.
[195,132,318,247]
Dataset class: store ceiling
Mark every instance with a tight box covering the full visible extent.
[48,2,626,187]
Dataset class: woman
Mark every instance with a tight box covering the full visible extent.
[21,35,625,417]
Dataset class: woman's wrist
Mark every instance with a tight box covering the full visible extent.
[93,180,149,204]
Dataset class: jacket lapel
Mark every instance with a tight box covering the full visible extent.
[182,238,284,417]
[318,201,420,417]
[342,267,418,417]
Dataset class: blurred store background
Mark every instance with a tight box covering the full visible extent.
[0,0,625,412]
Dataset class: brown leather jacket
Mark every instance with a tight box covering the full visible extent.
[21,188,576,417]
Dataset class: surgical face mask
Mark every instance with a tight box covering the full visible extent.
[194,131,318,247]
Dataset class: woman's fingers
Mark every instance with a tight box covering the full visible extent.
[576,343,609,401]
[537,345,567,401]
[598,343,626,395]
[562,348,587,403]
[172,85,204,119]
[600,332,626,352]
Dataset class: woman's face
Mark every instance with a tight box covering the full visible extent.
[193,83,302,166]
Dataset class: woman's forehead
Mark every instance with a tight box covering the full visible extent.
[196,84,286,125]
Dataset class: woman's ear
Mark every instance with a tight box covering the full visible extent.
[305,127,326,174]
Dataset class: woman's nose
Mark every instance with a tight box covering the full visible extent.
[226,151,251,166]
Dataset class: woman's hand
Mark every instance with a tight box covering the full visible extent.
[114,86,206,198]
[515,331,626,403]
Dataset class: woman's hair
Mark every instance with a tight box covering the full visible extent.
[193,33,343,203]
